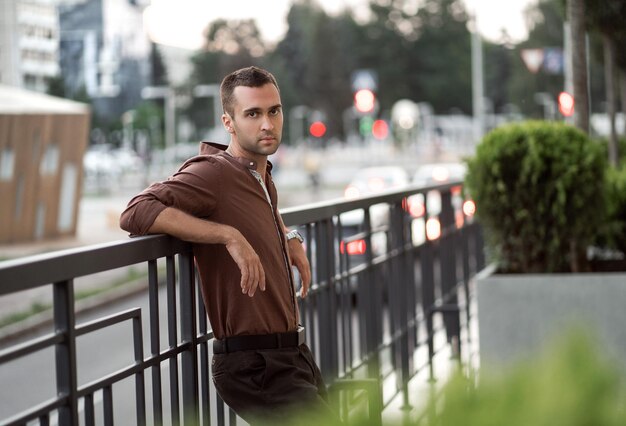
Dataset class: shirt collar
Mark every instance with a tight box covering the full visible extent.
[203,141,274,173]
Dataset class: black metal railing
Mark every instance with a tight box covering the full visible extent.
[0,181,484,425]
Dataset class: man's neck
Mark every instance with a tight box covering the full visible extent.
[225,143,267,176]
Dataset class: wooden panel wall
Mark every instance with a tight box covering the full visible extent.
[0,112,90,243]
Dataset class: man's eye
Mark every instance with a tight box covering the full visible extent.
[270,109,281,116]
[247,111,257,118]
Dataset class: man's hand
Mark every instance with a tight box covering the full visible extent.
[287,238,311,298]
[224,229,266,297]
[149,207,266,297]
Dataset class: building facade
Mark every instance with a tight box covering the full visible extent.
[0,0,60,92]
[0,85,90,243]
[58,0,152,123]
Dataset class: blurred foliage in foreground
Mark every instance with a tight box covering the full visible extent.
[257,332,626,425]
[433,333,626,426]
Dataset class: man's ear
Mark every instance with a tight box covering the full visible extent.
[222,113,234,133]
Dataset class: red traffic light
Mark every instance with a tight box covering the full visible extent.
[309,121,327,138]
[372,119,389,140]
[558,91,574,117]
[354,89,375,113]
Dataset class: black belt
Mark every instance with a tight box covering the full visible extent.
[213,326,305,354]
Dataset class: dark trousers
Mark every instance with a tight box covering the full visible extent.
[212,343,338,425]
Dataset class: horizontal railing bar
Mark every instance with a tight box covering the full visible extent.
[75,308,142,337]
[78,362,147,398]
[0,332,62,364]
[0,235,192,294]
[281,181,462,226]
[0,394,66,426]
[76,347,186,398]
[195,332,213,343]
[76,336,213,397]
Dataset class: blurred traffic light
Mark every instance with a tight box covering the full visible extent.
[309,121,327,138]
[558,91,574,117]
[372,119,389,140]
[354,89,376,114]
[359,116,374,136]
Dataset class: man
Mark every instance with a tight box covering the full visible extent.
[120,66,335,424]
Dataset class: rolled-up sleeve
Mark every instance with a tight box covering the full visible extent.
[120,156,221,235]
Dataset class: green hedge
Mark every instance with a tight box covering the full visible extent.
[465,121,607,273]
[597,136,626,166]
[598,166,626,254]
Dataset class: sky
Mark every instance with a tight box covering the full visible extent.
[143,0,538,51]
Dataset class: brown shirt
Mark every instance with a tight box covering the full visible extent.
[119,142,299,340]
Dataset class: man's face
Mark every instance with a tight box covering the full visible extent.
[224,83,283,158]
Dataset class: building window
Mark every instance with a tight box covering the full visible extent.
[57,163,77,232]
[0,148,15,181]
[40,144,59,176]
[14,176,25,220]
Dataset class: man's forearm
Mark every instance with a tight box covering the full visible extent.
[150,207,237,245]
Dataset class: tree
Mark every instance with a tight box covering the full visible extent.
[271,0,355,141]
[585,0,626,166]
[567,0,590,133]
[508,0,565,118]
[185,19,268,139]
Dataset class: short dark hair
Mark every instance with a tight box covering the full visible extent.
[220,66,280,116]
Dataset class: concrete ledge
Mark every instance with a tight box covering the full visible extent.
[477,268,626,371]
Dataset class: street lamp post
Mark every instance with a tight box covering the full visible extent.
[192,84,222,131]
[470,14,485,143]
[141,86,175,148]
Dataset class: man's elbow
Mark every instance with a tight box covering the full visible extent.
[119,209,146,236]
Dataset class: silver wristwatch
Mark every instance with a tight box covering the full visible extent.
[286,229,304,243]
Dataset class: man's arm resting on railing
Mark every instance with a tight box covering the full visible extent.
[149,207,266,297]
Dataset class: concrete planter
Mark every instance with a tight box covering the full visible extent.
[476,264,626,370]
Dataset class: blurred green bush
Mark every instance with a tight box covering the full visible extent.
[465,121,607,273]
[264,334,625,426]
[431,333,626,426]
[596,166,626,255]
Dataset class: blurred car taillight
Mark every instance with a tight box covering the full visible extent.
[426,218,441,240]
[432,166,450,182]
[340,239,367,255]
[407,197,426,218]
[344,185,360,199]
[462,199,476,217]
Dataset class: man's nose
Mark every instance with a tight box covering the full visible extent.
[260,115,274,131]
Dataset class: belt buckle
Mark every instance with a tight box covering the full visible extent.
[297,326,305,346]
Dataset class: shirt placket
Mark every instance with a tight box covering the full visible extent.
[250,169,298,326]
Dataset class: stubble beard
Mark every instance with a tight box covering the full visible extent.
[257,132,281,155]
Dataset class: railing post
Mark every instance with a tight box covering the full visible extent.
[439,190,461,358]
[166,255,180,425]
[179,251,199,425]
[53,279,78,426]
[148,260,163,426]
[316,218,338,381]
[420,241,436,381]
[133,315,146,426]
[389,202,412,410]
[361,208,381,379]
